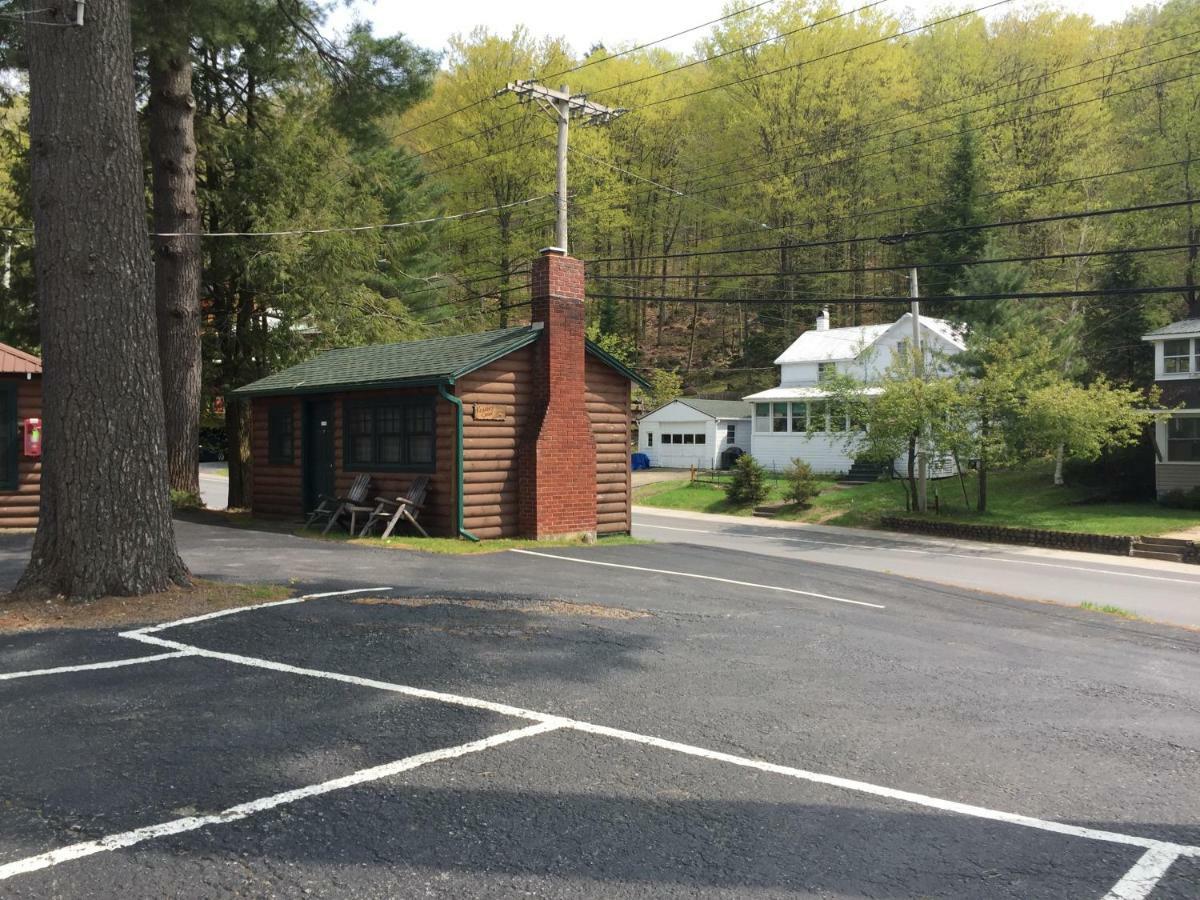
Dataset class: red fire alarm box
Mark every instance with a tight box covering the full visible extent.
[23,418,41,458]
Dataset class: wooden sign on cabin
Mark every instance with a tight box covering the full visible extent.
[472,403,507,421]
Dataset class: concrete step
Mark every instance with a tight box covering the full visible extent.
[753,505,781,518]
[1130,547,1185,562]
[1134,536,1193,549]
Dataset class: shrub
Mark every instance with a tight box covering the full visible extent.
[1159,486,1200,510]
[170,489,204,510]
[783,458,821,507]
[725,454,770,506]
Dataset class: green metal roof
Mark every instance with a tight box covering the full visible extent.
[232,323,649,397]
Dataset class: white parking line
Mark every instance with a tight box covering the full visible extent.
[509,549,886,609]
[121,624,1199,872]
[0,651,195,682]
[0,721,561,881]
[130,587,391,635]
[638,520,1200,586]
[1102,844,1183,900]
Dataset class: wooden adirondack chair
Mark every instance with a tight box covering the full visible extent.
[305,473,371,534]
[359,475,430,539]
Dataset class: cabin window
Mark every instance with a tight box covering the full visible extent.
[790,402,807,432]
[0,383,15,491]
[683,433,695,444]
[695,433,706,444]
[646,432,654,447]
[817,362,836,381]
[344,398,436,472]
[267,404,294,465]
[1163,339,1193,374]
[772,402,788,433]
[1167,416,1200,462]
[754,403,770,432]
[726,424,736,444]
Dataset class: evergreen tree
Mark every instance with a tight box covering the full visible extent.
[918,121,988,306]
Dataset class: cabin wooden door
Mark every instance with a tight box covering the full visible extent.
[302,398,335,512]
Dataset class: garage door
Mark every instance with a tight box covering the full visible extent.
[651,428,711,468]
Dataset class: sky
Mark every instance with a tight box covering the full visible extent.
[326,0,1145,61]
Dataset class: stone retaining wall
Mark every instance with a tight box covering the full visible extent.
[879,516,1136,557]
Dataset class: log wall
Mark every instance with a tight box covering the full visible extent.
[585,354,632,534]
[459,347,534,539]
[250,388,456,535]
[0,375,42,529]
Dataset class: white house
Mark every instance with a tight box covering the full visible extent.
[744,309,966,475]
[1142,318,1200,497]
[637,399,752,469]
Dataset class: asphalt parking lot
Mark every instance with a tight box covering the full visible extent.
[1,526,1199,898]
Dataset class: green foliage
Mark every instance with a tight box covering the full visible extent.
[170,489,204,510]
[1159,486,1200,510]
[725,454,770,506]
[782,459,820,507]
[636,368,683,412]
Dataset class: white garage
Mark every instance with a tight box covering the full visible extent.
[637,399,752,470]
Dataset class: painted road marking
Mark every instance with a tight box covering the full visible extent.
[130,587,391,635]
[6,584,1194,899]
[0,721,561,881]
[637,519,1200,586]
[122,616,1198,868]
[0,651,195,682]
[1101,845,1183,900]
[509,549,886,610]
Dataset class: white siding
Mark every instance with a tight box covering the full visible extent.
[639,416,719,468]
[750,431,859,474]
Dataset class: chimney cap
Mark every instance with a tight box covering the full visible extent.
[539,246,568,256]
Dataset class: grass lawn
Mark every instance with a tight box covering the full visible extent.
[299,529,646,555]
[634,466,1200,537]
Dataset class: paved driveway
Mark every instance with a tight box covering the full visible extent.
[1,522,1197,897]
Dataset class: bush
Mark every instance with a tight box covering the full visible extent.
[783,458,821,507]
[725,454,770,506]
[1159,486,1200,510]
[170,489,204,510]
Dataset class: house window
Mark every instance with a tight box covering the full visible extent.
[817,362,836,381]
[1167,416,1200,462]
[695,433,706,445]
[772,402,788,432]
[808,401,828,432]
[755,403,770,432]
[344,398,436,471]
[790,402,807,432]
[267,404,294,465]
[1163,339,1193,374]
[647,432,654,447]
[0,383,15,491]
[683,433,695,444]
[726,424,736,444]
[829,402,846,433]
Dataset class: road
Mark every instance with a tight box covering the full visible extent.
[2,520,1198,897]
[632,507,1200,629]
[199,462,227,509]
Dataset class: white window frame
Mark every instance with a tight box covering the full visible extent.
[1162,338,1194,376]
[1166,414,1200,463]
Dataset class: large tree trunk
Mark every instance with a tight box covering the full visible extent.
[19,0,188,599]
[147,0,202,496]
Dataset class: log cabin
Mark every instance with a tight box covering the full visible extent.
[232,250,646,540]
[0,342,42,530]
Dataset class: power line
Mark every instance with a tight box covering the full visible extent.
[626,0,1016,113]
[151,195,552,239]
[537,0,786,83]
[586,0,892,100]
[588,285,1197,304]
[589,243,1198,281]
[591,198,1200,263]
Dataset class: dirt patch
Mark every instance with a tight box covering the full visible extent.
[348,596,650,620]
[0,580,292,634]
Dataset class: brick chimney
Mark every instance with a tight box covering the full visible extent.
[518,248,598,540]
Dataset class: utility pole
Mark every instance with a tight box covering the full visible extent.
[500,81,625,254]
[909,265,928,513]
